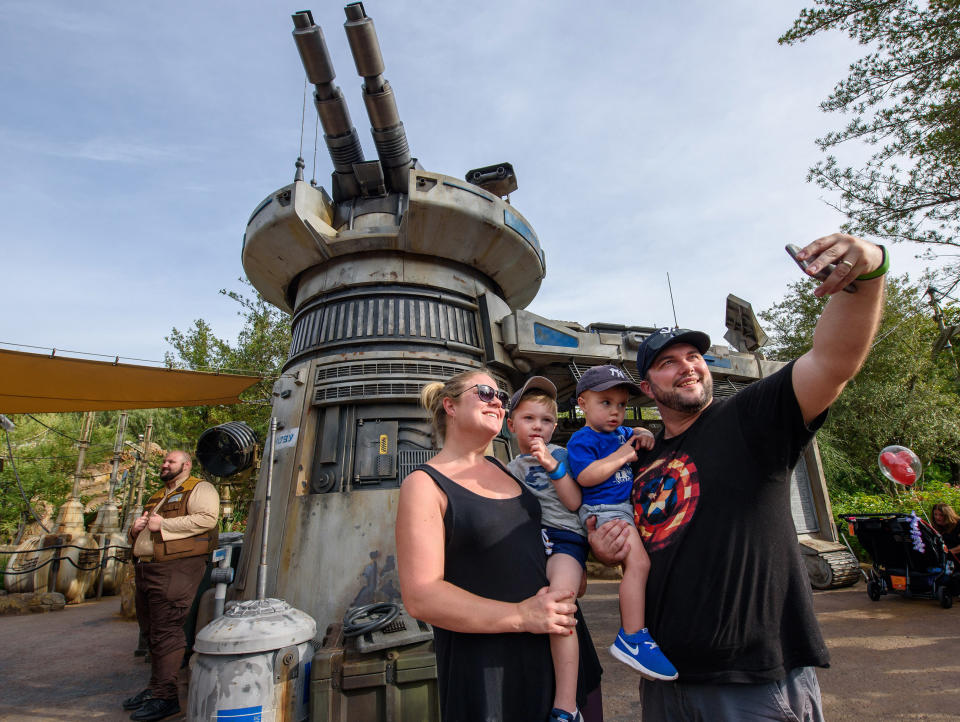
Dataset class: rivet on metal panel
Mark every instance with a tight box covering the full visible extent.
[273,644,299,682]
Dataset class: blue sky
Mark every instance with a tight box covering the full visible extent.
[0,1,936,369]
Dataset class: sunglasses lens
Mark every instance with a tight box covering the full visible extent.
[475,385,508,405]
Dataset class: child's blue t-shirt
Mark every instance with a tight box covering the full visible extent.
[566,425,634,506]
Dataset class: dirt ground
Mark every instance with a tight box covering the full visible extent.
[581,578,960,721]
[0,579,958,721]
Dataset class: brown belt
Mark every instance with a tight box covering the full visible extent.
[136,556,154,563]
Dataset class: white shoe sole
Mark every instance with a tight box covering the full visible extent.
[609,642,679,681]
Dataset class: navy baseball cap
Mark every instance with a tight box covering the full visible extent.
[508,376,557,417]
[636,328,711,378]
[576,364,642,396]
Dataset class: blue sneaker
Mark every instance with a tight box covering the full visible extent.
[548,708,582,722]
[609,627,678,680]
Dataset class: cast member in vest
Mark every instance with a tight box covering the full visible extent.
[122,450,219,721]
[588,233,888,720]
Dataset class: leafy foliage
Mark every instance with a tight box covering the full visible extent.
[760,274,960,493]
[0,412,137,542]
[780,0,960,285]
[0,283,290,542]
[164,279,290,448]
[163,280,291,520]
[830,478,960,561]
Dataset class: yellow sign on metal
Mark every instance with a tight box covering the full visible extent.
[379,434,388,454]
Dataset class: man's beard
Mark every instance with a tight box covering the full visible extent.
[159,466,180,482]
[648,373,713,414]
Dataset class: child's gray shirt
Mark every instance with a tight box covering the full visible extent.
[507,444,585,537]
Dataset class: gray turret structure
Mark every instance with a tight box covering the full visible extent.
[230,3,858,660]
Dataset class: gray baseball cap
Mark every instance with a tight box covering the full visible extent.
[575,364,642,396]
[508,376,557,416]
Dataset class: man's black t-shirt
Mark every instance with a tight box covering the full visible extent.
[633,361,830,683]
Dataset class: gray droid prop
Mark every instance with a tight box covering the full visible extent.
[189,598,316,722]
[206,3,858,720]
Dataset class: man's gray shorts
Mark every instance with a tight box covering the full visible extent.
[577,501,634,528]
[639,666,825,721]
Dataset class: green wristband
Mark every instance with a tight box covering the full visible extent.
[856,245,888,281]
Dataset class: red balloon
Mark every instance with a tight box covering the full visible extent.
[880,451,898,469]
[896,450,916,465]
[890,462,916,486]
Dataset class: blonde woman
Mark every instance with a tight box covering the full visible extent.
[396,369,598,722]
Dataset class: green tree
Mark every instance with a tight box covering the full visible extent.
[164,281,291,521]
[780,1,960,283]
[0,283,290,543]
[760,274,960,493]
[0,412,129,542]
[164,280,290,443]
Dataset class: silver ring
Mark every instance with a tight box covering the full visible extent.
[839,259,855,269]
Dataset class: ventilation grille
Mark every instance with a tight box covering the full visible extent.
[314,382,425,404]
[316,361,463,383]
[290,292,481,360]
[712,378,750,398]
[399,450,435,480]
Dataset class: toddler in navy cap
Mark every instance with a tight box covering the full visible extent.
[566,364,678,681]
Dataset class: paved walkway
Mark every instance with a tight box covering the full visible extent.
[580,579,960,721]
[0,598,186,722]
[2,580,959,721]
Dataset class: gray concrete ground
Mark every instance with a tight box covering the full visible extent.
[1,580,958,721]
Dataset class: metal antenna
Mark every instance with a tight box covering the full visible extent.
[256,417,278,601]
[298,77,307,160]
[667,272,679,328]
[311,113,319,187]
[294,78,308,182]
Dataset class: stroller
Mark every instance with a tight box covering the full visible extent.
[841,513,960,609]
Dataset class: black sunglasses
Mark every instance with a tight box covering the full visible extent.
[453,383,510,406]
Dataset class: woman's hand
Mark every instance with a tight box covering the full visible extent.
[586,515,631,565]
[517,587,578,635]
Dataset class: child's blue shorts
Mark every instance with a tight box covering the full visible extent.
[542,526,589,569]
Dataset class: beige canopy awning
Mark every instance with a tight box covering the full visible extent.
[0,348,264,413]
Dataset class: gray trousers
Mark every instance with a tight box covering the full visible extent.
[639,666,825,722]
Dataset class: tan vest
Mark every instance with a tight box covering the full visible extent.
[144,476,218,562]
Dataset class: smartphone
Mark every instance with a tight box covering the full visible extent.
[785,244,857,294]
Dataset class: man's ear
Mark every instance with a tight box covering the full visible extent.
[639,379,652,398]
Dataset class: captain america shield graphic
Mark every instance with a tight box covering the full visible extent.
[634,453,700,551]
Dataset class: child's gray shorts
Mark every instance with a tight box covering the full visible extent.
[578,501,634,528]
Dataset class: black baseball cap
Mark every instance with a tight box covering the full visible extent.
[508,376,557,417]
[576,364,642,396]
[635,328,711,378]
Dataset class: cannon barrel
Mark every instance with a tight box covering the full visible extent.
[291,9,364,200]
[343,2,414,193]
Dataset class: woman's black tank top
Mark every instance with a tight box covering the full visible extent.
[417,458,553,722]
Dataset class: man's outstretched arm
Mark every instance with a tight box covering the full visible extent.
[792,233,886,425]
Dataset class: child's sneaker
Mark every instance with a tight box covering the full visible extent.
[609,627,678,680]
[548,708,582,722]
